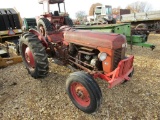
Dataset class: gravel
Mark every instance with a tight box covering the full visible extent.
[0,34,160,120]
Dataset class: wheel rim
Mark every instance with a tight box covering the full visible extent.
[22,45,35,68]
[70,82,90,107]
[39,25,45,36]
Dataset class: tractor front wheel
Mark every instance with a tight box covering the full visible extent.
[19,32,49,78]
[66,71,102,113]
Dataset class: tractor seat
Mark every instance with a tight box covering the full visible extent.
[54,11,59,16]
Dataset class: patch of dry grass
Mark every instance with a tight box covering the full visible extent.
[0,34,160,120]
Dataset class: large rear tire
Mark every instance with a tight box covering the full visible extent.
[66,71,102,113]
[19,32,49,78]
[111,18,116,24]
[64,17,73,27]
[37,18,54,36]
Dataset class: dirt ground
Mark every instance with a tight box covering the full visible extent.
[0,34,160,120]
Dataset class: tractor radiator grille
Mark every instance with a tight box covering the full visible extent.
[113,48,122,70]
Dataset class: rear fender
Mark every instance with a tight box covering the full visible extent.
[29,29,48,48]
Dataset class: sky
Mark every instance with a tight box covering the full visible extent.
[0,0,159,19]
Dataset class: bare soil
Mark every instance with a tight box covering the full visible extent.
[0,34,160,120]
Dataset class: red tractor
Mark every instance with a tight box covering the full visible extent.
[19,0,134,113]
[37,0,73,36]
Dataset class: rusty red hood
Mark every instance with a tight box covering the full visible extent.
[64,30,126,49]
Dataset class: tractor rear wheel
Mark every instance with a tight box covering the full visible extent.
[64,17,73,27]
[111,18,116,24]
[37,18,54,36]
[19,32,49,78]
[66,71,102,113]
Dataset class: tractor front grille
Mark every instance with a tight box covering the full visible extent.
[113,48,123,70]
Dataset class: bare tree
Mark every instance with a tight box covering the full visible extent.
[89,3,102,16]
[126,1,152,13]
[75,11,87,21]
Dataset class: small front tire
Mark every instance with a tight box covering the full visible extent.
[66,71,102,113]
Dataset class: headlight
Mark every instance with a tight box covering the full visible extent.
[98,52,107,61]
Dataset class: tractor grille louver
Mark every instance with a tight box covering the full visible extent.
[113,48,122,70]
